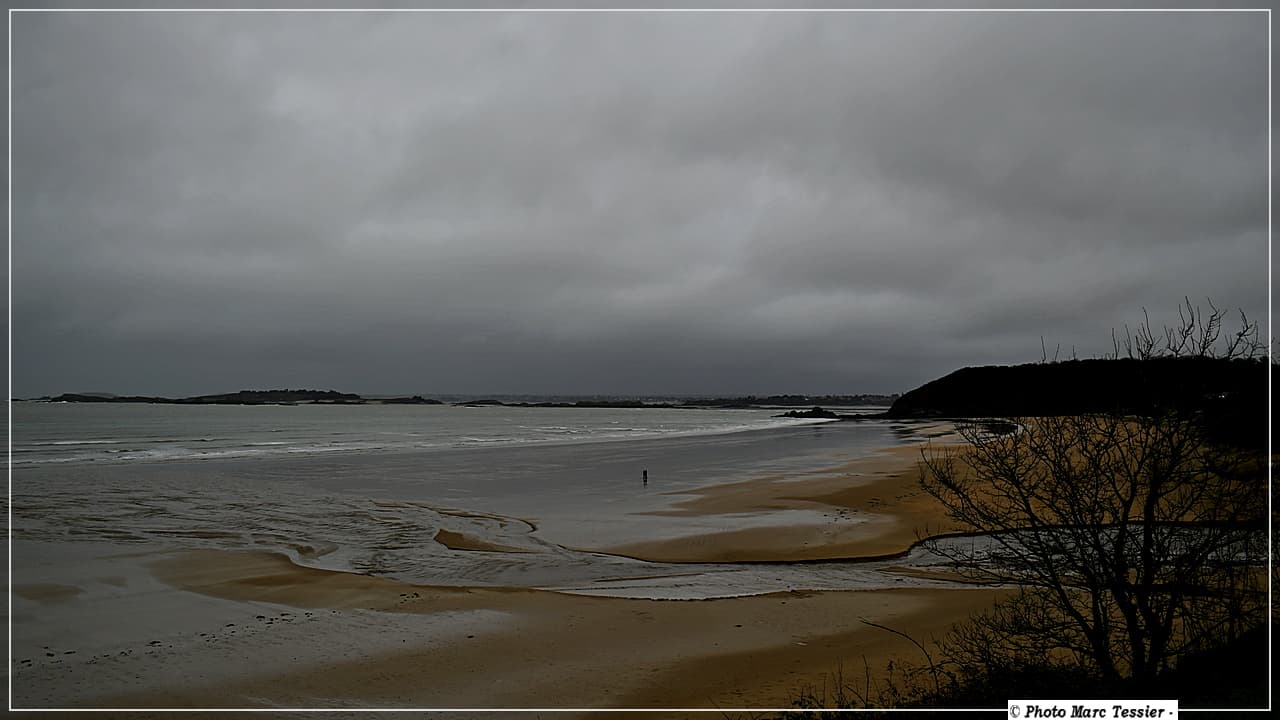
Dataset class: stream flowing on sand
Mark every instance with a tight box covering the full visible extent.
[12,402,960,598]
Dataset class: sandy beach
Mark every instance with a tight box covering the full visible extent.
[125,551,1001,711]
[15,548,1002,715]
[12,422,999,714]
[603,439,964,563]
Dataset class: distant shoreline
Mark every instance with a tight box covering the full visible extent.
[23,389,901,410]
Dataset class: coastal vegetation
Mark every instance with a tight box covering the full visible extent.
[791,300,1270,711]
[918,413,1267,692]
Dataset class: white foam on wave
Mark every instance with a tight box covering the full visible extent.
[13,406,847,467]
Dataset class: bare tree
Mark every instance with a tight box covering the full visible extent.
[921,302,1267,687]
[922,415,1265,684]
[1110,297,1262,361]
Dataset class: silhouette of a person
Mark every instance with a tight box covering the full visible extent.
[642,469,648,486]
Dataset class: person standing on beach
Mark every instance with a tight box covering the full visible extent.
[642,469,648,486]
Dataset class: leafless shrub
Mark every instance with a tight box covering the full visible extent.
[1110,297,1261,361]
[920,412,1266,685]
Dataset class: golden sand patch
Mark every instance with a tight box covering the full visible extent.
[123,548,1007,711]
[605,442,967,563]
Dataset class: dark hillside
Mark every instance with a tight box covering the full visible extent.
[886,357,1268,448]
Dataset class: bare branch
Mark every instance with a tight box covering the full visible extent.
[920,412,1266,684]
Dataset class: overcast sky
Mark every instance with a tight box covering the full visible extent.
[9,10,1270,397]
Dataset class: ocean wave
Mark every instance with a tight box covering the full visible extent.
[11,408,845,465]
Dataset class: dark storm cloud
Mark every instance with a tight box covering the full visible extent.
[10,11,1269,397]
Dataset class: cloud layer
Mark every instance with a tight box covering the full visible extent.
[11,12,1269,396]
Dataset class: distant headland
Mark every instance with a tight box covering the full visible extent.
[785,356,1269,437]
[26,356,1266,432]
[39,389,435,406]
[30,390,901,409]
[881,355,1265,420]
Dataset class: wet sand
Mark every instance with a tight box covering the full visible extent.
[433,528,536,553]
[69,550,1004,713]
[13,426,1002,713]
[604,442,964,562]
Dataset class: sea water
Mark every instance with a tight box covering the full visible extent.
[10,402,868,465]
[10,402,956,598]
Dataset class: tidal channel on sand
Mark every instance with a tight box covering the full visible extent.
[10,403,975,709]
